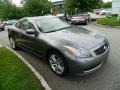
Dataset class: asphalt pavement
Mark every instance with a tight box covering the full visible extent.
[0,23,120,90]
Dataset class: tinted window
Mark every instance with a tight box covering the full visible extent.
[27,22,35,30]
[19,19,29,30]
[16,19,35,31]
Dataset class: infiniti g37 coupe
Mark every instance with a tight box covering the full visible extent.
[8,16,110,76]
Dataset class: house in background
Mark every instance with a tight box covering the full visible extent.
[112,0,120,14]
[52,1,64,15]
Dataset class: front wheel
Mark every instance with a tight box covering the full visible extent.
[48,51,68,76]
[9,37,18,49]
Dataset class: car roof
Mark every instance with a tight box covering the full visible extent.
[25,15,57,20]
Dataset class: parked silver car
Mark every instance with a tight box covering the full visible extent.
[71,14,91,25]
[100,9,111,15]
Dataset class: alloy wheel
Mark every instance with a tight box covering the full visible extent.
[9,37,16,49]
[49,54,65,75]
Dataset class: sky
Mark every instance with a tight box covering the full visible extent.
[12,0,112,6]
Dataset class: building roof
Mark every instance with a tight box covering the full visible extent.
[52,1,63,5]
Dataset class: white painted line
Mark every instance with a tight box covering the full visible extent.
[5,47,52,90]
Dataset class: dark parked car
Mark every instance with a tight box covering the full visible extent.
[70,14,91,25]
[8,16,110,76]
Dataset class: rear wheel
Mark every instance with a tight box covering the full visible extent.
[9,37,18,49]
[2,28,4,31]
[48,51,68,76]
[85,20,89,25]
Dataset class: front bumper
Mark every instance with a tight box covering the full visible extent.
[65,46,110,76]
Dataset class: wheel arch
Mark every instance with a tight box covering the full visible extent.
[46,48,64,60]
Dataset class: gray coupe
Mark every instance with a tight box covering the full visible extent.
[8,16,110,76]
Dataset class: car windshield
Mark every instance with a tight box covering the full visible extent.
[34,17,71,33]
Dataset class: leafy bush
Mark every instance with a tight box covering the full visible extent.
[97,17,120,26]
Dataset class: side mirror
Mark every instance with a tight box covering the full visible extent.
[26,29,36,34]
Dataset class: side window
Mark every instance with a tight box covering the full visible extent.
[27,22,35,30]
[15,20,35,31]
[19,20,29,30]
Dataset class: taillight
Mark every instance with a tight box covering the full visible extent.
[71,17,75,19]
[80,16,85,19]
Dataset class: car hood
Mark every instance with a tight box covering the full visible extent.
[46,27,105,49]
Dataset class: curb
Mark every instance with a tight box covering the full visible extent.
[5,46,52,90]
[94,22,120,28]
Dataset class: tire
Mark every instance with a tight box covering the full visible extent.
[9,37,18,50]
[102,13,105,15]
[1,28,4,31]
[85,20,89,25]
[48,51,68,76]
[0,28,4,31]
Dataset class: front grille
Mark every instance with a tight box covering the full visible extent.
[94,43,108,55]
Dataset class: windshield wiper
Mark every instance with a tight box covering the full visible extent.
[57,26,71,31]
[45,26,71,33]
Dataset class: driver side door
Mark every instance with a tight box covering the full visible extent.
[19,20,42,53]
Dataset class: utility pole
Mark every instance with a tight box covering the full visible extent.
[50,0,53,14]
[51,8,53,14]
[117,8,120,21]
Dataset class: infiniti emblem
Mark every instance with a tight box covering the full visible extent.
[104,45,107,50]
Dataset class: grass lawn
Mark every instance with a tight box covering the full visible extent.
[97,17,120,26]
[0,47,44,90]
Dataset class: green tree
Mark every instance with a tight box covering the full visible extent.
[64,0,102,15]
[102,2,112,9]
[0,0,23,20]
[22,0,52,16]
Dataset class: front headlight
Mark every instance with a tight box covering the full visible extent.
[64,46,92,59]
